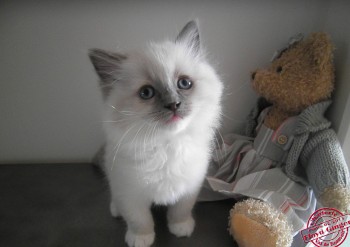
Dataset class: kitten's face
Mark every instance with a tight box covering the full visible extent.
[89,21,222,134]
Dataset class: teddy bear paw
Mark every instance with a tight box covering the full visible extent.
[229,199,293,247]
[320,186,350,213]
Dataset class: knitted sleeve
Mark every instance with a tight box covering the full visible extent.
[300,128,350,198]
[245,97,271,137]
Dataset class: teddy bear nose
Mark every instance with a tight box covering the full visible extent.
[251,72,257,80]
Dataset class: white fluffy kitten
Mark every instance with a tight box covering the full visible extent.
[89,21,223,247]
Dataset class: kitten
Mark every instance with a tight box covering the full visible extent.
[89,21,223,247]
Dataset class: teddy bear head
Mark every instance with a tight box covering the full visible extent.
[252,33,335,113]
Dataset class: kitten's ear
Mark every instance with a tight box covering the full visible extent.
[176,20,200,55]
[88,48,126,97]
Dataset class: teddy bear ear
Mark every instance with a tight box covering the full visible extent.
[307,32,334,70]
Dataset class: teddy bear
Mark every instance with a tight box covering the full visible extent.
[230,32,350,247]
[200,32,350,247]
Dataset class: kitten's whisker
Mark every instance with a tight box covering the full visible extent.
[143,123,154,159]
[216,129,225,147]
[102,120,129,123]
[141,124,153,171]
[108,104,162,117]
[134,132,142,172]
[131,123,147,146]
[213,138,220,163]
[111,124,137,171]
[108,105,144,116]
[151,120,160,148]
[231,82,251,95]
[108,104,118,110]
[224,80,251,96]
[99,79,119,89]
[215,129,228,164]
[220,112,245,123]
[138,125,147,170]
[211,130,222,166]
[100,116,143,127]
[132,123,147,162]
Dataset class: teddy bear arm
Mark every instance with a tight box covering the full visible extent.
[301,129,350,210]
[245,98,272,137]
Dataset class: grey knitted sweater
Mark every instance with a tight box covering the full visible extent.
[246,98,350,199]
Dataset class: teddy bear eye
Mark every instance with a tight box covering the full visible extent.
[276,66,283,73]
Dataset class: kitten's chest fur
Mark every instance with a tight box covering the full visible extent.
[105,130,212,205]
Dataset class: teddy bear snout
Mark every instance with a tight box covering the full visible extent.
[251,71,257,80]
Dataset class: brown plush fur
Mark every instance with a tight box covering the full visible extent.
[252,33,334,129]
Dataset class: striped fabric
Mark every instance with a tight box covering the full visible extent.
[199,108,316,237]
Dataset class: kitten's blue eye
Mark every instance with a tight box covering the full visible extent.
[177,77,193,90]
[139,85,155,100]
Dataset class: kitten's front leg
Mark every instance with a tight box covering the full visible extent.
[167,191,198,237]
[109,200,120,218]
[116,197,155,247]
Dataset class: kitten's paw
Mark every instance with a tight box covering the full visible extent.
[125,230,155,247]
[110,201,120,218]
[168,217,195,237]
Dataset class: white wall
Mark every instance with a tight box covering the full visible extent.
[0,0,344,164]
[324,0,350,165]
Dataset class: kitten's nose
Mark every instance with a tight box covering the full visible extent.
[164,102,181,112]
